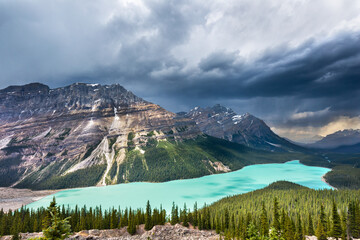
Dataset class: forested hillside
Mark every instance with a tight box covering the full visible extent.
[1,181,359,239]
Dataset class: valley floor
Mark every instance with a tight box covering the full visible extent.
[0,187,58,212]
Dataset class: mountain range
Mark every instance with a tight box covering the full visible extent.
[181,104,305,152]
[0,83,327,189]
[306,129,360,152]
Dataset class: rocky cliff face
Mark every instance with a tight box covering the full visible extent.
[0,83,200,188]
[184,104,303,152]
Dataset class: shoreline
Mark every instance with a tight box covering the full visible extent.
[0,187,59,213]
[321,175,337,190]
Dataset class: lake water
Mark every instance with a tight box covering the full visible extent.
[26,160,332,212]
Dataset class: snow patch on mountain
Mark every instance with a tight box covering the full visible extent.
[0,135,13,149]
[33,128,51,140]
[232,115,244,124]
[266,141,282,148]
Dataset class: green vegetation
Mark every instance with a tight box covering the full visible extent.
[116,135,330,184]
[127,132,135,141]
[16,164,106,190]
[45,152,54,158]
[1,181,360,239]
[127,132,135,151]
[324,165,360,189]
[2,145,30,155]
[36,164,106,190]
[322,153,360,189]
[108,161,118,180]
[190,181,360,239]
[82,141,101,160]
[146,130,155,137]
[0,200,166,237]
[5,133,359,190]
[42,198,71,240]
[108,137,117,150]
[0,156,24,187]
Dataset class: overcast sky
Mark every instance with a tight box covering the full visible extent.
[1,0,360,142]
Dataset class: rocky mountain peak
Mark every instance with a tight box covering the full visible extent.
[0,83,147,123]
[185,104,303,152]
[0,82,201,189]
[0,82,50,94]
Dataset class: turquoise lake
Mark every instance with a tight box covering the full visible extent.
[26,160,332,212]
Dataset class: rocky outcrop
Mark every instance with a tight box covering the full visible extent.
[12,224,220,240]
[0,83,201,189]
[184,104,304,152]
[4,227,357,240]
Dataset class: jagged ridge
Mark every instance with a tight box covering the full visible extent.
[184,104,306,152]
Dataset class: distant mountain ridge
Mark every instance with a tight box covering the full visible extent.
[308,129,360,151]
[183,104,305,152]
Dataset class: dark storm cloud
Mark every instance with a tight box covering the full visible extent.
[1,0,360,141]
[136,30,360,135]
[156,32,360,101]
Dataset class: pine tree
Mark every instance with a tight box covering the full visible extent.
[316,206,327,240]
[144,200,153,230]
[349,200,360,238]
[215,216,220,234]
[10,215,20,240]
[110,208,117,229]
[42,197,56,229]
[272,197,281,236]
[331,200,342,239]
[170,202,178,225]
[182,203,189,227]
[340,212,347,240]
[42,199,72,240]
[316,220,327,240]
[127,209,136,235]
[33,217,39,233]
[280,209,286,235]
[224,208,229,230]
[1,214,8,236]
[307,213,315,236]
[260,202,269,237]
[123,208,128,227]
[356,202,360,238]
[283,214,294,240]
[193,202,198,226]
[319,205,327,234]
[295,214,304,240]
